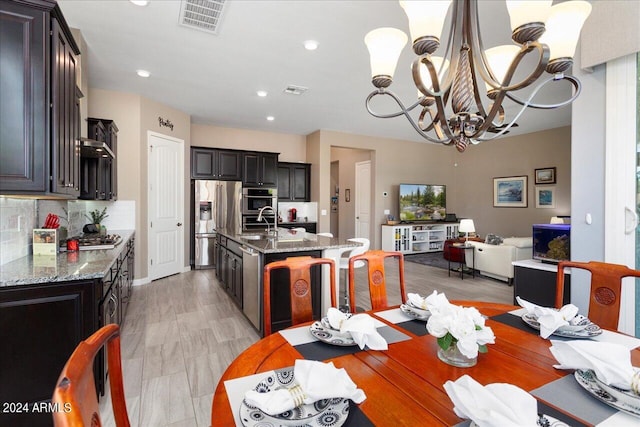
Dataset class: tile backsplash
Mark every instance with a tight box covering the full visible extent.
[2,198,136,266]
[0,198,37,265]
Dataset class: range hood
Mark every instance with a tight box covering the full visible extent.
[79,137,115,159]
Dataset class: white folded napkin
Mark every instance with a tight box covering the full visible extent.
[327,307,388,350]
[443,375,539,427]
[407,292,428,310]
[244,360,366,416]
[516,296,580,339]
[549,340,636,390]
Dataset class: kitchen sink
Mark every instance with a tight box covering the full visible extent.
[240,234,266,240]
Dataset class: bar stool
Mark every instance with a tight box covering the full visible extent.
[338,238,370,311]
[316,232,333,237]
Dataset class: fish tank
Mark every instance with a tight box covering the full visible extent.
[532,224,570,263]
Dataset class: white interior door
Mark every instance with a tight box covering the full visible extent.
[604,54,638,335]
[355,160,371,240]
[148,131,184,281]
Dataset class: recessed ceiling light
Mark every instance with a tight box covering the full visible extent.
[304,40,319,51]
[266,116,275,121]
[130,0,148,6]
[136,69,150,78]
[256,90,268,97]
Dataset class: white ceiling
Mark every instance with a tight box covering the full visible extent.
[58,0,573,145]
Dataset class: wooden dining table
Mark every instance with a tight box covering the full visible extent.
[211,300,640,426]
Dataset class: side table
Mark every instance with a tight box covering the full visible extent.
[446,243,475,279]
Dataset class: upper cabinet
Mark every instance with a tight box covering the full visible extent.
[278,162,311,202]
[80,118,118,200]
[191,147,242,181]
[0,0,81,198]
[243,152,278,187]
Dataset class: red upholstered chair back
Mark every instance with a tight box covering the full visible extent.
[348,250,406,312]
[263,256,336,336]
[52,324,130,427]
[556,260,640,330]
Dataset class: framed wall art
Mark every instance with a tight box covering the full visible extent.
[534,167,556,184]
[493,176,528,208]
[535,186,556,208]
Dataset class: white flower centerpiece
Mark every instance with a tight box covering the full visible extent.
[424,292,495,367]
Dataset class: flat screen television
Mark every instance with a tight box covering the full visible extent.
[532,223,570,263]
[399,184,446,221]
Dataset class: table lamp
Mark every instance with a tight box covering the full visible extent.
[550,216,564,224]
[459,219,475,244]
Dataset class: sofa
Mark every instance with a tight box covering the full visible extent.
[464,237,533,284]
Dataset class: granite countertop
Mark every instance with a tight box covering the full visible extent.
[218,229,359,254]
[0,230,135,288]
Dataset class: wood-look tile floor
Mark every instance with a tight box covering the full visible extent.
[100,260,513,426]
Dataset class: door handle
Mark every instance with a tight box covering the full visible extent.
[625,206,638,234]
[177,222,183,227]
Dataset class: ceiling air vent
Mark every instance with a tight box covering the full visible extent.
[179,0,227,35]
[283,85,308,95]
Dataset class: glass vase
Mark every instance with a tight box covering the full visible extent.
[437,343,477,368]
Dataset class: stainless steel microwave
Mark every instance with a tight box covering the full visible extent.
[242,187,277,215]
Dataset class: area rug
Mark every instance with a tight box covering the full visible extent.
[404,252,455,271]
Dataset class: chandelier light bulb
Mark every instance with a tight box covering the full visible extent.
[364,27,408,88]
[539,0,592,72]
[136,69,150,78]
[505,0,552,43]
[256,90,268,97]
[484,45,521,94]
[399,0,452,54]
[416,56,449,97]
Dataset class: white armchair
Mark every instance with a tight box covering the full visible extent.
[465,237,532,284]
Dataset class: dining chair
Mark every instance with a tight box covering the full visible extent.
[555,260,640,330]
[52,324,130,427]
[348,250,407,312]
[263,256,336,336]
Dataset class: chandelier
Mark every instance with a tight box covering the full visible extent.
[364,0,592,152]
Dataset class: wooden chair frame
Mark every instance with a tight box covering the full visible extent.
[263,256,336,336]
[556,260,640,330]
[52,323,130,427]
[348,250,407,312]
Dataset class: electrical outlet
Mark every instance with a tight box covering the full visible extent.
[384,209,390,215]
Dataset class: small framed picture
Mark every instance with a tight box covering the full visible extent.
[345,189,351,202]
[535,167,556,184]
[493,176,528,208]
[535,186,556,208]
[33,229,58,255]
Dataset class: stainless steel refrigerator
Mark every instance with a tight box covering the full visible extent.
[193,180,242,269]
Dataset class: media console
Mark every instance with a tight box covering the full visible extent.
[381,222,459,254]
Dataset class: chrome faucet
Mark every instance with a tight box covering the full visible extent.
[257,206,278,236]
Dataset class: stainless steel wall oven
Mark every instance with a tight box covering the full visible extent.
[242,187,277,214]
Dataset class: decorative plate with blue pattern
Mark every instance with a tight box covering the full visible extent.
[574,369,640,418]
[239,367,351,426]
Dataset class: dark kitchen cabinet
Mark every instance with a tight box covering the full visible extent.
[0,279,100,427]
[191,147,242,180]
[81,118,118,200]
[0,0,81,197]
[217,236,243,308]
[278,162,310,202]
[243,152,278,187]
[513,263,571,307]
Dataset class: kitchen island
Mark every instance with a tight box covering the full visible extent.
[215,230,360,336]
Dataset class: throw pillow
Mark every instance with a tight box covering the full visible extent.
[485,234,503,245]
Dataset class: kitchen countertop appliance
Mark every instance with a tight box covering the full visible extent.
[193,180,242,269]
